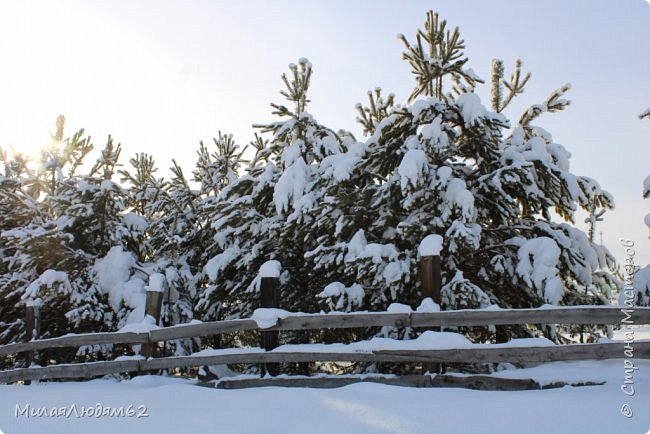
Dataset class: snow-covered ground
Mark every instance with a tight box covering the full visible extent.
[0,357,648,434]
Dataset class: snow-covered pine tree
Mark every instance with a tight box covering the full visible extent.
[119,152,206,357]
[0,121,138,365]
[0,148,42,366]
[114,128,251,359]
[305,11,618,343]
[198,59,345,325]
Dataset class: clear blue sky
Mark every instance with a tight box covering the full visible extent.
[1,0,648,265]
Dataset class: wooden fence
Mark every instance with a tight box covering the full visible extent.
[3,256,650,387]
[1,304,649,384]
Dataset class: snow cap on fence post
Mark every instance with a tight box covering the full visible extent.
[257,260,282,313]
[258,260,282,279]
[144,273,166,293]
[418,234,443,257]
[418,234,443,305]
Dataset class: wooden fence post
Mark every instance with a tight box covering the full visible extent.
[24,302,41,385]
[420,255,441,304]
[260,276,280,377]
[419,235,443,374]
[141,274,165,358]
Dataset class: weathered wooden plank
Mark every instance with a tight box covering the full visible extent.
[2,341,647,383]
[140,351,378,371]
[0,360,141,383]
[147,341,645,370]
[376,341,650,363]
[430,374,541,391]
[217,375,435,389]
[411,307,650,327]
[215,375,598,391]
[273,313,412,331]
[148,320,259,342]
[0,332,150,357]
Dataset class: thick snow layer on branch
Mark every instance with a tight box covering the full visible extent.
[319,282,346,298]
[558,223,599,285]
[516,237,565,304]
[408,96,441,119]
[95,246,135,294]
[381,261,404,284]
[318,282,365,311]
[398,149,427,190]
[444,178,475,221]
[281,140,303,166]
[259,260,282,278]
[204,245,241,281]
[321,153,361,182]
[456,92,487,126]
[123,212,147,230]
[274,158,307,214]
[436,165,452,183]
[418,234,443,256]
[445,220,481,253]
[320,142,365,183]
[418,116,449,148]
[252,162,278,195]
[644,174,650,197]
[344,230,399,263]
[94,246,146,323]
[645,213,650,229]
[347,230,368,257]
[23,269,71,300]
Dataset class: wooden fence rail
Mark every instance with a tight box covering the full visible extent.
[1,341,648,384]
[2,306,648,357]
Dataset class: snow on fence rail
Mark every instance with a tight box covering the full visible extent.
[2,306,650,357]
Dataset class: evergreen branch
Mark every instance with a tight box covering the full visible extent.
[519,83,571,130]
[491,59,530,113]
[490,59,504,112]
[355,88,395,136]
[400,11,475,102]
[639,106,650,120]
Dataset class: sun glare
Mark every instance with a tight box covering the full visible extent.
[0,3,75,159]
[0,1,170,163]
